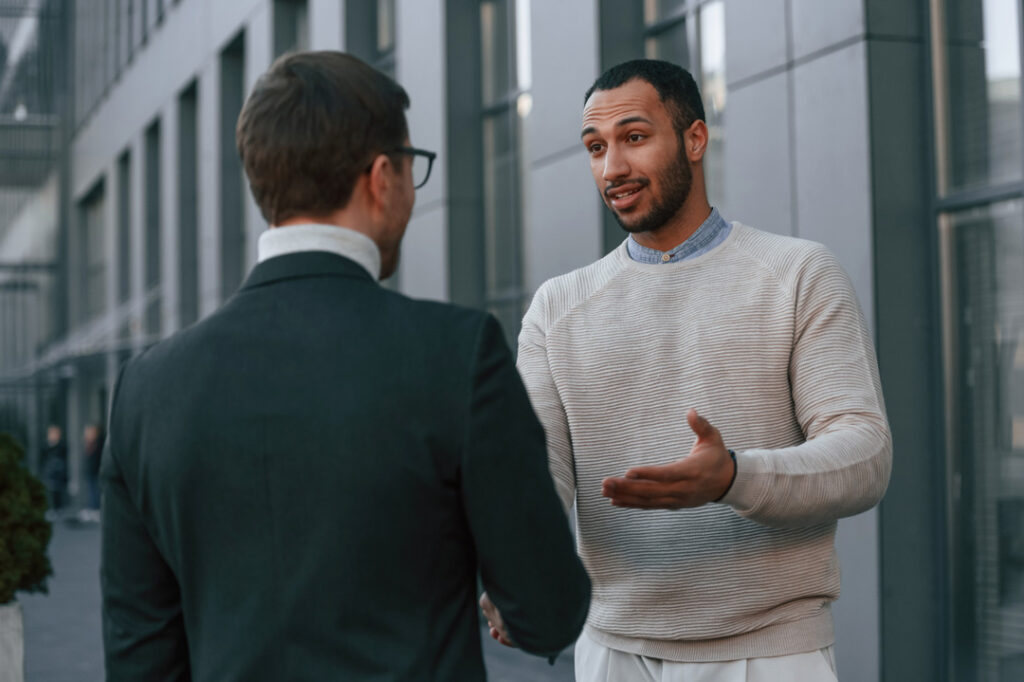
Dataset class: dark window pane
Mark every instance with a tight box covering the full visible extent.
[941,0,1022,192]
[644,0,687,24]
[481,0,513,107]
[946,198,1024,679]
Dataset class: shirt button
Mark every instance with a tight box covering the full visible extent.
[661,253,671,262]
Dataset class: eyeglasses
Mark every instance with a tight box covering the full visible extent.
[394,146,437,189]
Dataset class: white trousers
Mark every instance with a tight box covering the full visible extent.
[575,630,839,682]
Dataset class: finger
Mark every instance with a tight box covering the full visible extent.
[609,494,686,509]
[603,477,686,498]
[618,461,696,483]
[686,408,718,440]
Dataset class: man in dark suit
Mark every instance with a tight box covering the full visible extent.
[100,51,590,681]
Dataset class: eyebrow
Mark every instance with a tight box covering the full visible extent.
[580,116,655,139]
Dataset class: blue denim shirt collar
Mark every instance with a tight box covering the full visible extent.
[626,207,731,264]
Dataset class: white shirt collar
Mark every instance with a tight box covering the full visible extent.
[256,224,381,280]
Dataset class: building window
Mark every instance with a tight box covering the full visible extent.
[642,0,688,67]
[144,119,161,338]
[479,0,527,346]
[937,0,1021,193]
[445,0,529,348]
[934,1,1024,680]
[79,181,106,324]
[219,32,246,300]
[345,0,396,76]
[116,150,131,307]
[178,81,199,328]
[273,0,309,58]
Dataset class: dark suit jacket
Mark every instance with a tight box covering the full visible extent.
[101,251,590,681]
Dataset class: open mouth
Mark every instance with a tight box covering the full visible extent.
[606,182,646,209]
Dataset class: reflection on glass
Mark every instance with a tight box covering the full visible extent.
[515,0,531,91]
[700,0,725,208]
[480,0,512,107]
[947,199,1024,681]
[644,0,687,24]
[81,185,107,324]
[644,25,689,69]
[480,0,524,347]
[377,0,394,53]
[941,0,1022,192]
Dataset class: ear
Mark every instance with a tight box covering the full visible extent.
[366,153,395,210]
[683,119,709,163]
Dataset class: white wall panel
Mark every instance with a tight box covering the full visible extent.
[792,41,873,323]
[725,0,788,86]
[524,150,601,292]
[400,205,448,302]
[524,0,599,165]
[790,0,864,61]
[722,70,793,237]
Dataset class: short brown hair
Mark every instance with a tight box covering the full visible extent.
[236,51,410,225]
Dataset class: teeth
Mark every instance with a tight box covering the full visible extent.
[613,189,639,199]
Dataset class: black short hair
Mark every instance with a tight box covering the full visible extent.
[237,51,410,225]
[584,59,705,141]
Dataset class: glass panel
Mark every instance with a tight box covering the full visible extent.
[515,0,531,90]
[480,0,512,107]
[117,152,131,305]
[377,0,395,53]
[700,0,725,208]
[482,108,523,346]
[479,0,522,347]
[941,0,1022,192]
[273,0,308,57]
[144,121,161,336]
[81,186,107,323]
[644,0,687,24]
[947,199,1024,681]
[644,20,689,69]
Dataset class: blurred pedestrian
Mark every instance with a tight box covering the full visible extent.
[78,424,103,522]
[100,50,589,681]
[40,424,66,522]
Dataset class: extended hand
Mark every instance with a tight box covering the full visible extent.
[601,408,736,509]
[479,592,517,647]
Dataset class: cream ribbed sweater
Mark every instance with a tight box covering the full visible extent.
[516,223,892,662]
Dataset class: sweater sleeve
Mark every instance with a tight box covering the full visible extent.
[517,285,577,515]
[720,245,893,528]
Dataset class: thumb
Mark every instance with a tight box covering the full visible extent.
[686,408,718,441]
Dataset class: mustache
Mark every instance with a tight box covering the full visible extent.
[604,178,649,198]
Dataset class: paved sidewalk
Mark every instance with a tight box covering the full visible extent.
[21,520,105,682]
[18,519,575,681]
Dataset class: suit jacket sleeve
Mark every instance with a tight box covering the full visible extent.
[460,315,591,658]
[101,364,191,681]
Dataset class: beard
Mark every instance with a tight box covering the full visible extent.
[608,154,692,235]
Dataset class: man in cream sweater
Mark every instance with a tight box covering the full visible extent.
[492,59,892,681]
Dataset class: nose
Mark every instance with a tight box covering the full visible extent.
[601,145,629,183]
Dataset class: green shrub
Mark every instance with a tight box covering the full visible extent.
[0,433,52,605]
